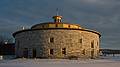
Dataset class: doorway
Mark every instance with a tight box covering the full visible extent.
[91,50,94,59]
[23,48,28,58]
[32,49,36,58]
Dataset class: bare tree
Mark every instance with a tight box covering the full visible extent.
[0,35,4,45]
[0,34,14,45]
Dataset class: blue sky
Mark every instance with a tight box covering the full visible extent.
[0,0,120,49]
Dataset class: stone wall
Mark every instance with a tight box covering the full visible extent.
[15,29,100,59]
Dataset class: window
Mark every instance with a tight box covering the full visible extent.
[42,25,45,28]
[55,24,58,27]
[50,49,53,55]
[82,49,85,55]
[17,44,20,49]
[79,38,82,43]
[97,50,99,56]
[97,41,99,46]
[50,37,54,43]
[62,48,66,55]
[17,40,20,49]
[91,41,94,48]
[68,25,70,28]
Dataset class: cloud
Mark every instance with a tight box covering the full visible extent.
[63,0,120,49]
[0,0,120,49]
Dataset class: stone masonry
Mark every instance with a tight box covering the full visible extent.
[14,29,100,59]
[13,15,100,59]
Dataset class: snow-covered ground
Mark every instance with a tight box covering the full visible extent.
[0,55,120,67]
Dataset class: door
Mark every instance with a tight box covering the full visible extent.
[32,49,36,58]
[91,50,94,59]
[23,48,28,58]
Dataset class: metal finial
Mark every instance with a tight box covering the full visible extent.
[56,8,59,16]
[52,8,62,22]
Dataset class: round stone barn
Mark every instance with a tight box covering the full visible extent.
[13,15,101,59]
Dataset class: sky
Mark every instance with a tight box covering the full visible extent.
[0,0,120,49]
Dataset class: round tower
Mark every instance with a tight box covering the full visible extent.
[13,15,101,59]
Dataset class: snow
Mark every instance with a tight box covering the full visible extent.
[0,56,120,67]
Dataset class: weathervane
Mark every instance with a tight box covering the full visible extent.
[52,8,62,22]
[56,8,59,16]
